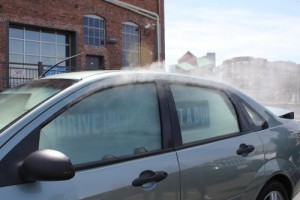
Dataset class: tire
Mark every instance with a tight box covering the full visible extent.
[257,181,289,200]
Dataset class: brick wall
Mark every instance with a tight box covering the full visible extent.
[122,0,159,13]
[0,12,7,89]
[0,0,164,89]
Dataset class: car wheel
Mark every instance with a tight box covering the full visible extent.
[257,181,289,200]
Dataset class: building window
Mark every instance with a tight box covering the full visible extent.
[8,25,71,87]
[9,26,71,66]
[122,22,140,67]
[84,15,105,46]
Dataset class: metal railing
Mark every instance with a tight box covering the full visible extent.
[0,62,74,90]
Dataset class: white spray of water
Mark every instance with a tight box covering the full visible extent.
[168,56,300,120]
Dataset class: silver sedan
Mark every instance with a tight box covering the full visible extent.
[0,71,299,200]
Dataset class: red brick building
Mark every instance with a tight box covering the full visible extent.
[0,0,165,89]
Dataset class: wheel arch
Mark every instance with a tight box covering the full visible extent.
[257,174,293,200]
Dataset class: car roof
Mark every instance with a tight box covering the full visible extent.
[42,70,255,103]
[43,70,117,80]
[43,70,223,87]
[39,70,283,128]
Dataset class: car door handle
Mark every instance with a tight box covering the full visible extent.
[132,170,168,187]
[236,143,255,155]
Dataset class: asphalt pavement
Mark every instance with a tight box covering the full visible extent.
[295,192,300,200]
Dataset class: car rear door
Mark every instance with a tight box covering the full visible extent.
[0,79,180,200]
[167,83,265,200]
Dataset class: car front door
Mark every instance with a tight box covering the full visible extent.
[0,81,180,200]
[167,84,265,200]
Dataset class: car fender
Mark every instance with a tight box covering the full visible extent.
[252,158,298,199]
[241,157,299,200]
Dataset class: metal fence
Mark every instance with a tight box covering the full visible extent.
[0,62,73,90]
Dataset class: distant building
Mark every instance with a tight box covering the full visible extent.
[0,0,165,89]
[175,51,216,76]
[217,56,300,103]
[219,56,267,90]
[177,51,198,66]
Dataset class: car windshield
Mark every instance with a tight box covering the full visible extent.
[0,79,77,132]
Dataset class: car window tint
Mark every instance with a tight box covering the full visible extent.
[170,85,240,144]
[39,84,161,165]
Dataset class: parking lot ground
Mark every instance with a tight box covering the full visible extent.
[295,192,300,200]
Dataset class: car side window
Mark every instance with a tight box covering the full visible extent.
[39,84,162,165]
[170,85,240,144]
[241,102,266,130]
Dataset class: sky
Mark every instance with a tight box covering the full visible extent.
[164,0,300,66]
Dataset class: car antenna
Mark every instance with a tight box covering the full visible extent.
[39,53,84,78]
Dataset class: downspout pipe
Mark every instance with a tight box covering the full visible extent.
[104,0,161,67]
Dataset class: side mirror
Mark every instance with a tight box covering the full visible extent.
[18,149,75,182]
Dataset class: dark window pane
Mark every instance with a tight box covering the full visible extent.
[131,35,136,43]
[84,27,88,36]
[89,37,94,45]
[41,43,56,56]
[25,30,40,40]
[84,16,105,47]
[57,34,67,44]
[9,39,24,54]
[25,41,40,55]
[95,38,100,46]
[9,26,71,69]
[84,36,89,45]
[41,56,56,65]
[132,25,136,33]
[9,53,24,63]
[9,28,24,39]
[123,33,127,41]
[125,25,129,32]
[89,17,94,27]
[122,41,126,50]
[99,20,103,28]
[25,55,40,64]
[41,32,56,43]
[95,29,100,37]
[135,36,139,43]
[84,16,89,26]
[95,19,100,27]
[128,25,132,32]
[100,31,104,39]
[122,23,140,67]
[90,28,95,37]
[57,45,67,57]
[122,25,126,32]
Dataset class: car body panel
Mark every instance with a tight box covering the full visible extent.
[256,121,300,198]
[177,132,265,200]
[0,153,180,200]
